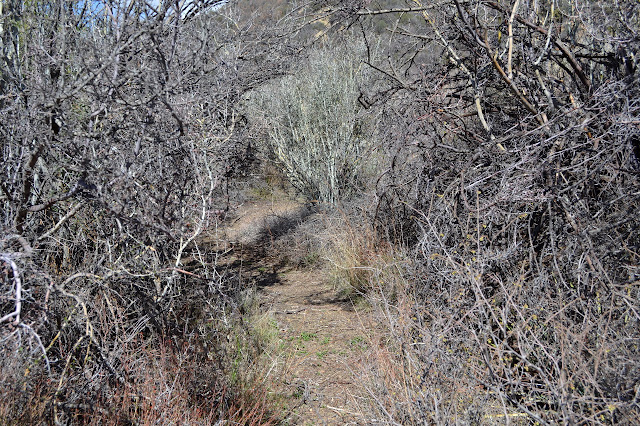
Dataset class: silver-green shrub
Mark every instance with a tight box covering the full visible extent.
[249,43,373,204]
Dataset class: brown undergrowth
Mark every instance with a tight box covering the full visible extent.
[0,307,280,425]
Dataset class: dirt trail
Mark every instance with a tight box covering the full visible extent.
[218,196,373,425]
[260,270,372,425]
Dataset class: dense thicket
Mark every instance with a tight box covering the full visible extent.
[2,0,639,423]
[331,0,640,422]
[0,0,290,422]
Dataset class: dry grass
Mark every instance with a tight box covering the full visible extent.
[319,204,398,300]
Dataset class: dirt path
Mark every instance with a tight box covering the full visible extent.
[217,196,374,425]
[260,270,372,425]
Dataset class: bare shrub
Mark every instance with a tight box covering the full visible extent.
[247,40,378,204]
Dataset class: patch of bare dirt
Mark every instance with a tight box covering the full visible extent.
[202,197,310,251]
